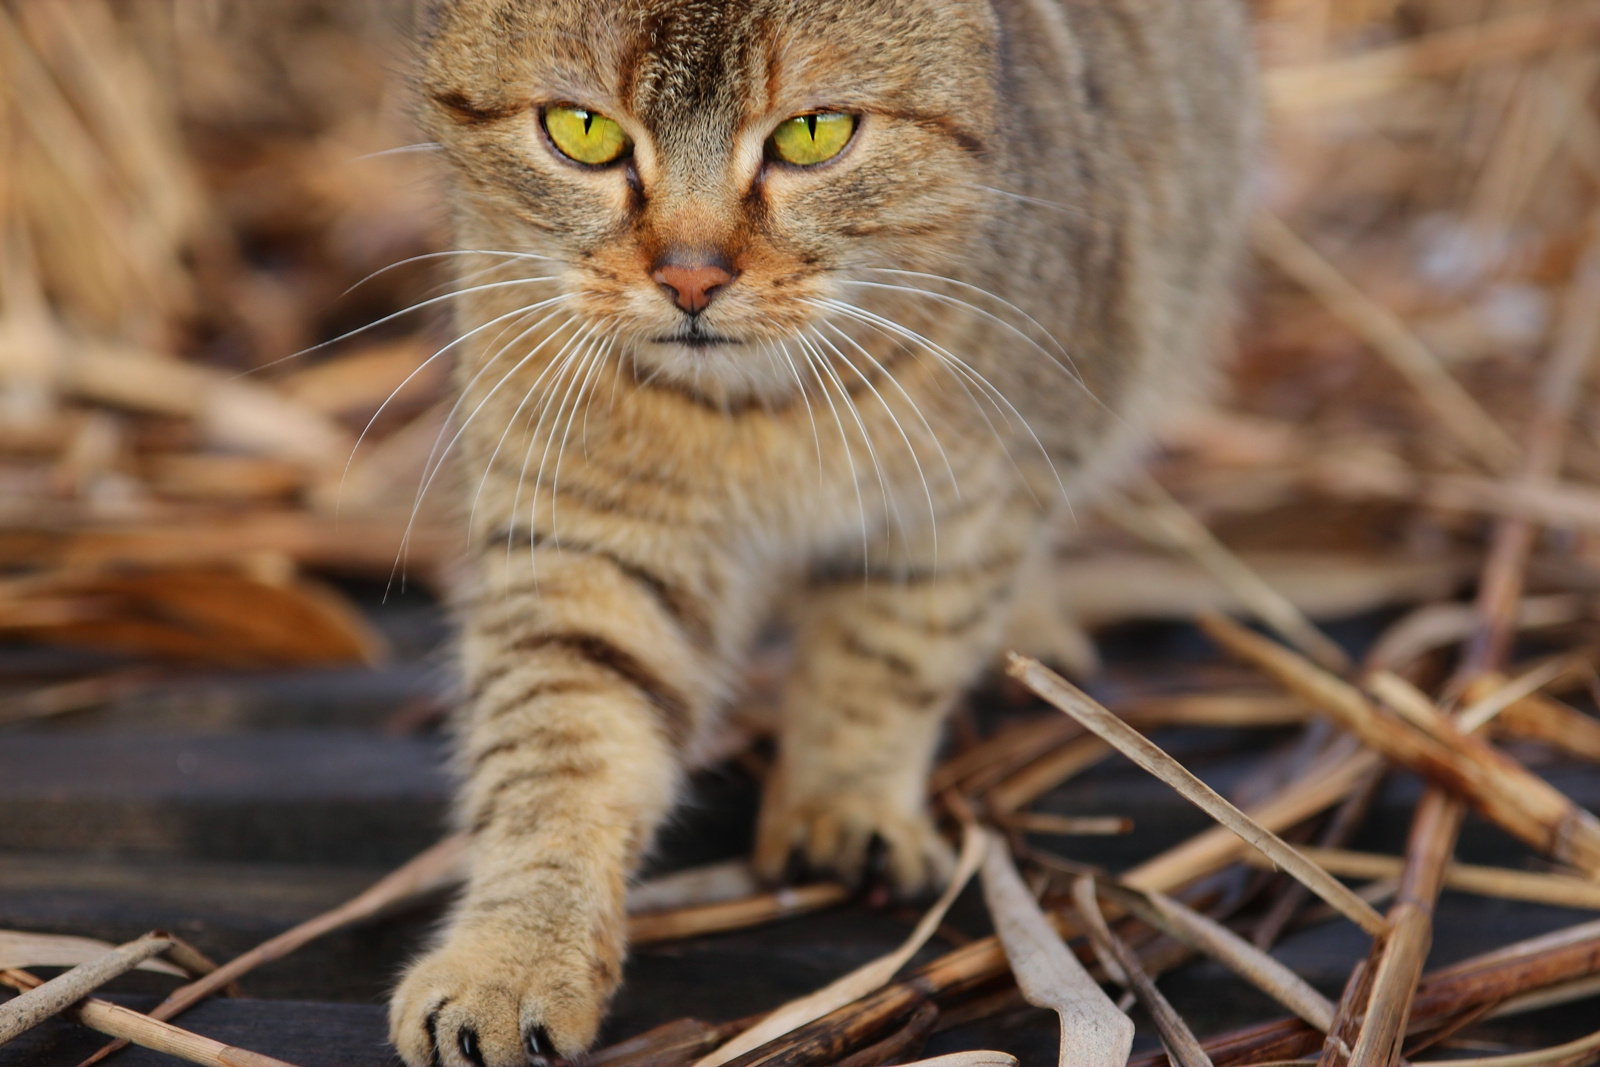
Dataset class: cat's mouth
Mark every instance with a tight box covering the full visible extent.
[652,330,740,348]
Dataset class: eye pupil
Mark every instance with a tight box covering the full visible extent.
[770,112,855,166]
[544,105,630,165]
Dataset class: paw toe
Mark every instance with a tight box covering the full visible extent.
[390,940,606,1067]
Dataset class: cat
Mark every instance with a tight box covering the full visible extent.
[389,1,1256,1064]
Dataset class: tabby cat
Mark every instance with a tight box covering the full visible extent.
[391,1,1256,1063]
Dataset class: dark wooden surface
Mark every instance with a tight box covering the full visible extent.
[3,603,1598,1066]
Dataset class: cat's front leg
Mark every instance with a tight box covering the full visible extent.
[390,543,721,1067]
[755,498,1037,893]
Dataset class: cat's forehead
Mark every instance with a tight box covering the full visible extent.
[430,0,988,119]
[622,1,764,122]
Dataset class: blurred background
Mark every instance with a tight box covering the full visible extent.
[6,0,1600,1064]
[4,0,1600,677]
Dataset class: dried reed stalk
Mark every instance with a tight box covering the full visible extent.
[1007,653,1388,935]
[585,1017,756,1067]
[993,813,1132,837]
[695,825,983,1067]
[983,736,1111,815]
[631,883,851,946]
[1339,791,1461,1067]
[1492,688,1600,764]
[1362,596,1586,675]
[627,860,760,915]
[0,933,173,1046]
[1334,232,1600,1065]
[929,716,1078,795]
[980,832,1133,1067]
[1200,613,1600,874]
[1135,912,1600,1066]
[716,982,928,1067]
[1264,0,1600,111]
[74,835,466,1067]
[827,1002,937,1067]
[1412,1025,1600,1067]
[0,969,298,1067]
[1095,882,1335,1032]
[1453,660,1577,735]
[0,931,184,978]
[1245,847,1600,910]
[1100,479,1350,673]
[1252,214,1518,472]
[1071,878,1211,1067]
[1121,694,1311,730]
[1120,748,1383,896]
[1252,765,1386,952]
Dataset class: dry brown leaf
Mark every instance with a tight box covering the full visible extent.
[0,566,386,667]
[980,830,1133,1067]
[1071,877,1211,1067]
[895,1055,1019,1067]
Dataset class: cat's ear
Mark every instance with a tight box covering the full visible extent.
[414,0,451,41]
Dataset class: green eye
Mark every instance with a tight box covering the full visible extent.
[770,112,856,166]
[543,105,630,166]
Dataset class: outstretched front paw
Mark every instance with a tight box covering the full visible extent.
[389,918,619,1067]
[753,776,954,895]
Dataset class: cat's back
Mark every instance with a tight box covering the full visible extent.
[977,0,1256,464]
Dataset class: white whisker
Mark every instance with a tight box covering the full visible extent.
[525,326,609,562]
[799,331,896,562]
[814,317,960,499]
[352,142,444,161]
[252,274,564,376]
[843,271,1087,392]
[968,183,1095,221]
[806,326,938,559]
[813,297,1067,507]
[769,338,825,483]
[504,320,605,559]
[797,341,870,568]
[387,304,570,593]
[464,311,594,540]
[550,331,615,543]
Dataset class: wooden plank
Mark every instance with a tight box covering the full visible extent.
[0,733,450,863]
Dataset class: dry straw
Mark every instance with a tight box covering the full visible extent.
[0,967,298,1067]
[1007,653,1389,936]
[695,823,984,1067]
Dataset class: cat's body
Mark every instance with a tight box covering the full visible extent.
[392,2,1256,1063]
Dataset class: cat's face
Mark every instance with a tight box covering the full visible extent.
[420,0,1000,400]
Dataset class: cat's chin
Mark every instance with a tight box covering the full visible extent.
[626,338,808,407]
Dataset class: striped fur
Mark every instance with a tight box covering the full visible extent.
[391,1,1257,1064]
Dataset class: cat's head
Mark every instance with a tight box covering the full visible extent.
[419,0,1001,400]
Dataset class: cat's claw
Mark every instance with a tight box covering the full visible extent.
[752,786,955,896]
[389,925,612,1067]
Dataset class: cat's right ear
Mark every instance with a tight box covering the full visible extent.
[414,0,449,41]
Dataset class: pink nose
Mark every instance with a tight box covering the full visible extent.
[652,260,735,314]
